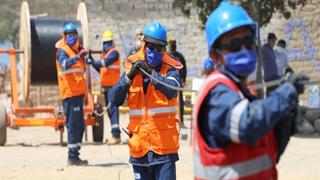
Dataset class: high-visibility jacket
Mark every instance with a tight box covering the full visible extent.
[124,46,182,158]
[55,40,86,100]
[100,48,120,86]
[193,70,278,180]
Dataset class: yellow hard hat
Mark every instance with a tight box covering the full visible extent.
[168,35,177,45]
[135,28,143,36]
[102,30,113,42]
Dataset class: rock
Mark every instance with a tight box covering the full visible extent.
[304,109,320,123]
[313,119,320,133]
[297,119,316,135]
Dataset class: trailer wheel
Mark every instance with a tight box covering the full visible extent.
[92,103,104,142]
[0,103,7,146]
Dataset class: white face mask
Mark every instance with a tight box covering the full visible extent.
[275,46,286,54]
[134,40,142,50]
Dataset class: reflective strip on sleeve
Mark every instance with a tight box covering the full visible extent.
[147,106,177,114]
[194,142,273,180]
[67,143,81,148]
[61,61,67,70]
[167,76,180,87]
[108,64,120,69]
[101,60,106,67]
[230,99,249,143]
[58,68,83,76]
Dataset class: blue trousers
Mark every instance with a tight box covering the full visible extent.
[62,96,85,159]
[104,87,120,138]
[132,162,176,180]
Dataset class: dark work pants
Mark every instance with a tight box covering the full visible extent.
[132,162,176,180]
[62,95,85,159]
[104,87,120,138]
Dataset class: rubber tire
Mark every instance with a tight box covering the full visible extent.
[92,103,104,142]
[0,103,7,146]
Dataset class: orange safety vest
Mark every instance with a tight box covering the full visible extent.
[193,70,278,180]
[124,46,183,158]
[55,39,86,100]
[100,48,120,86]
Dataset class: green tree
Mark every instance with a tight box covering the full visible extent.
[0,0,23,45]
[173,0,306,28]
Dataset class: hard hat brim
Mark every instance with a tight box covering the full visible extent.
[144,35,167,47]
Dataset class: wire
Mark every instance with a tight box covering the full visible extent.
[138,67,320,92]
[138,67,197,92]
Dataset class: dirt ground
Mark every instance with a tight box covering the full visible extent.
[1,113,320,180]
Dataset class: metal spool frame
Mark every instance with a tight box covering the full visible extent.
[19,2,90,102]
[0,1,104,146]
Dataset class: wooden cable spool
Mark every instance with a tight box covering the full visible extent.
[19,1,89,102]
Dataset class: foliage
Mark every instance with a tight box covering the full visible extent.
[173,0,307,28]
[0,0,23,44]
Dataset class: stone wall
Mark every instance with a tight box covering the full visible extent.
[24,0,320,106]
[261,0,320,104]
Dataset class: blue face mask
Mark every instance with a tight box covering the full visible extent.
[66,34,78,47]
[146,47,163,67]
[224,50,257,77]
[103,42,113,52]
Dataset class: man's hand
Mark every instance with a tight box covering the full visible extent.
[127,60,144,81]
[138,61,153,75]
[77,49,87,59]
[285,72,309,95]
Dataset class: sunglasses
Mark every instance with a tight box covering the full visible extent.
[66,33,78,38]
[147,43,165,52]
[218,35,255,52]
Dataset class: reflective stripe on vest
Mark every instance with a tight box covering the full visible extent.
[58,68,83,76]
[194,142,273,180]
[129,106,176,116]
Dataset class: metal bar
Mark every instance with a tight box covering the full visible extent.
[15,107,56,114]
[9,48,19,108]
[12,117,64,127]
[0,49,24,54]
[12,117,96,127]
[84,118,96,126]
[89,50,103,54]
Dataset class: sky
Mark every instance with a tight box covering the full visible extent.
[0,42,11,67]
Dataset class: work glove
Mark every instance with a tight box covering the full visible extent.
[139,62,153,75]
[127,60,144,81]
[284,72,309,95]
[77,48,88,59]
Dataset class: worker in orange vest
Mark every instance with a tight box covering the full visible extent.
[193,1,308,179]
[108,22,183,180]
[55,23,88,166]
[86,30,121,145]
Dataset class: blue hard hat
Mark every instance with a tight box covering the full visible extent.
[63,23,78,34]
[143,22,167,47]
[205,1,256,53]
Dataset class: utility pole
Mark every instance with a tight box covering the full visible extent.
[250,1,265,99]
